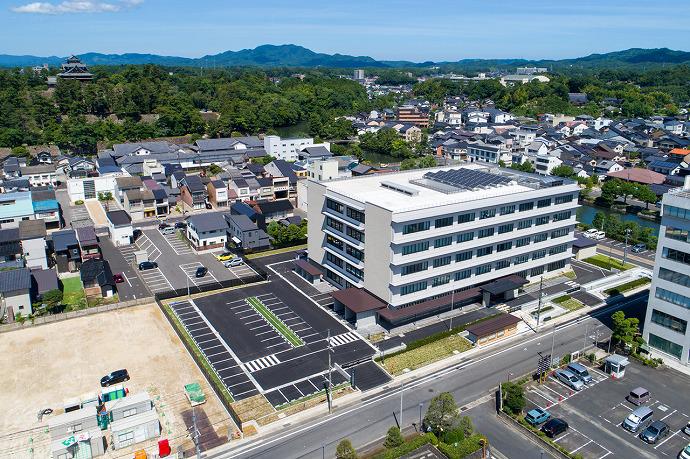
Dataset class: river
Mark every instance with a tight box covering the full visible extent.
[576,203,660,235]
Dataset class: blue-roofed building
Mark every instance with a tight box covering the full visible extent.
[0,192,35,229]
[0,268,32,317]
[648,160,682,176]
[230,201,258,222]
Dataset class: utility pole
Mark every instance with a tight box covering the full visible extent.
[191,406,201,459]
[449,288,456,330]
[535,276,544,330]
[400,381,404,430]
[550,325,556,368]
[326,329,334,413]
[582,323,589,352]
[622,228,631,267]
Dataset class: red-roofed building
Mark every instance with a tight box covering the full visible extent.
[607,168,666,185]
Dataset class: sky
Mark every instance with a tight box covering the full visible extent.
[1,0,689,61]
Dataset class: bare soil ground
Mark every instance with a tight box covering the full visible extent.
[0,303,235,458]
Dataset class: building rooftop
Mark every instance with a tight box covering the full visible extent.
[0,268,31,293]
[106,210,132,227]
[321,164,574,213]
[19,219,47,239]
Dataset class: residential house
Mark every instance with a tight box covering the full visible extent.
[31,188,61,230]
[0,228,21,265]
[179,175,208,210]
[51,229,81,273]
[186,212,228,250]
[207,180,229,208]
[106,210,133,247]
[75,226,100,261]
[124,188,156,220]
[0,268,32,318]
[66,175,118,202]
[252,200,294,229]
[263,159,299,197]
[264,135,325,161]
[20,164,58,187]
[170,171,186,189]
[533,154,563,176]
[2,157,22,179]
[228,177,251,202]
[31,267,59,301]
[114,176,143,204]
[594,160,624,174]
[0,178,30,193]
[62,156,96,178]
[143,179,169,217]
[0,192,35,229]
[19,219,48,269]
[224,213,270,251]
[81,259,115,298]
[607,168,666,186]
[298,146,333,162]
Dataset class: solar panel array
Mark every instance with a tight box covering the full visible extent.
[423,168,512,191]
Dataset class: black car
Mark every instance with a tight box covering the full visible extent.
[100,369,130,387]
[205,202,213,209]
[195,266,208,278]
[541,418,569,438]
[138,261,158,270]
[639,420,669,444]
[158,222,170,230]
[175,221,187,229]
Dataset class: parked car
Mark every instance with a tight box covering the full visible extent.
[113,273,124,283]
[175,221,187,229]
[525,408,551,426]
[631,243,646,253]
[593,231,606,240]
[566,362,593,384]
[138,261,158,271]
[195,266,208,278]
[158,222,170,230]
[133,229,142,240]
[684,421,690,435]
[680,443,690,459]
[161,226,176,235]
[640,420,669,444]
[224,258,244,268]
[583,229,598,238]
[555,369,584,391]
[627,387,651,406]
[541,418,568,438]
[623,406,654,433]
[216,252,235,262]
[100,369,130,387]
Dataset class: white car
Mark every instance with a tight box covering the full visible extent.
[583,229,598,238]
[593,231,606,240]
[679,443,690,459]
[555,369,584,391]
[224,258,244,268]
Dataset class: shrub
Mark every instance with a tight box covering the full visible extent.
[74,200,84,205]
[336,439,357,459]
[383,427,404,449]
[436,434,486,459]
[372,433,436,459]
[502,382,526,415]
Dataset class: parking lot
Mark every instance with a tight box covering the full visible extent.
[523,360,690,458]
[118,227,259,295]
[166,274,377,405]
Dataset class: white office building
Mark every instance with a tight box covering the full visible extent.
[263,135,330,162]
[307,164,579,327]
[643,180,690,366]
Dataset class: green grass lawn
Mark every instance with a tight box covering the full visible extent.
[62,277,86,310]
[605,277,651,296]
[381,334,472,375]
[247,297,304,347]
[583,254,634,271]
[552,295,585,312]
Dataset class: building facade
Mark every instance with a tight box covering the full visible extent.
[307,164,579,310]
[643,182,690,366]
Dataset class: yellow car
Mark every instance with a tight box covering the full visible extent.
[216,252,235,262]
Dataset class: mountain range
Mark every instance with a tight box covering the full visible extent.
[1,44,689,70]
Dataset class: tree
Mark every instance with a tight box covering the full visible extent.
[208,164,223,175]
[417,155,436,168]
[502,381,526,415]
[635,184,657,209]
[42,289,64,314]
[618,180,638,204]
[423,392,460,434]
[335,439,357,459]
[383,427,404,449]
[400,158,417,171]
[551,164,575,179]
[611,311,641,350]
[600,179,621,207]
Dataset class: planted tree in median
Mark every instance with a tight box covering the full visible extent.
[501,381,526,415]
[611,311,643,351]
[423,392,460,435]
[335,439,358,459]
[383,426,404,449]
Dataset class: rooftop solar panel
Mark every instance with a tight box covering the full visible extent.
[423,168,512,191]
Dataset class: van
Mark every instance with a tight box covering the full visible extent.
[583,229,598,238]
[623,406,653,433]
[161,226,176,235]
[627,387,650,406]
[567,362,593,384]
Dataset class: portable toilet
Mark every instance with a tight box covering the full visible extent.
[604,354,630,379]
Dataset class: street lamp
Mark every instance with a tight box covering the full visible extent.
[419,403,423,431]
[622,228,632,267]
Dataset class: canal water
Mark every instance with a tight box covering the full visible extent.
[576,203,660,235]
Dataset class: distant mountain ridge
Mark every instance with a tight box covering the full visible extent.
[1,44,689,69]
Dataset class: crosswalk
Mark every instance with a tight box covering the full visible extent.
[564,280,578,289]
[328,332,359,347]
[243,354,280,373]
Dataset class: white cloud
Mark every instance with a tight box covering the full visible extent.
[11,0,142,14]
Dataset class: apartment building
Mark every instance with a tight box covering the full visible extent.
[396,105,429,128]
[263,135,331,162]
[307,164,579,327]
[643,180,690,366]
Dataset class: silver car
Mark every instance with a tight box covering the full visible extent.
[555,369,584,391]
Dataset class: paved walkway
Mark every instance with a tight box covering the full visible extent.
[84,199,109,226]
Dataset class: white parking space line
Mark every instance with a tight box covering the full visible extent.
[654,429,681,449]
[570,440,592,454]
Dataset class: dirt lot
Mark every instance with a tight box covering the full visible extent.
[0,304,235,458]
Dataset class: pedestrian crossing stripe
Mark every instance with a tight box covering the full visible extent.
[243,354,280,373]
[328,332,358,347]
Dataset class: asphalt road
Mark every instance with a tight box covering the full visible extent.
[206,293,650,459]
[99,235,150,300]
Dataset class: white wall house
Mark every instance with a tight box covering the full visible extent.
[106,210,133,247]
[264,135,331,161]
[67,176,118,202]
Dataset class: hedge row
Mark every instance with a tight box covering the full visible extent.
[371,433,437,459]
[604,277,651,296]
[436,434,486,459]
